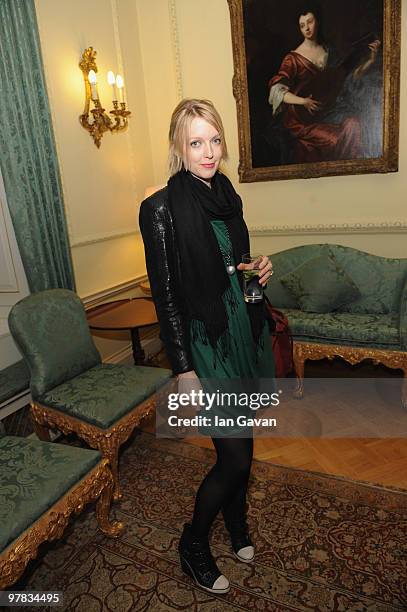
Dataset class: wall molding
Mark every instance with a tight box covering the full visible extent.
[249,221,407,237]
[168,0,183,100]
[82,274,148,308]
[0,390,32,421]
[70,228,139,248]
[71,220,407,246]
[0,190,19,293]
[103,344,133,365]
[110,0,140,204]
[104,334,161,366]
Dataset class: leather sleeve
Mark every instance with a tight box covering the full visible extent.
[139,190,194,375]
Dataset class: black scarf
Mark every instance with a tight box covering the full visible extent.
[168,170,265,363]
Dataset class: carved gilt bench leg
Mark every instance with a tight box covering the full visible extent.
[293,342,305,399]
[100,437,122,501]
[30,391,165,502]
[96,460,124,537]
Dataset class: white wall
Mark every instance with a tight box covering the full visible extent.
[3,0,404,369]
[34,0,153,298]
[136,0,407,257]
[35,0,407,295]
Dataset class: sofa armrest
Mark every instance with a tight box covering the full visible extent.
[399,275,407,350]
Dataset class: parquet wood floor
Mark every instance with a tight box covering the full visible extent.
[140,416,407,488]
[139,355,407,489]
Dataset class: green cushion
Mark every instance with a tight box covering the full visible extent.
[8,289,101,399]
[283,309,399,346]
[0,436,101,552]
[333,248,407,315]
[40,364,172,429]
[0,360,30,404]
[280,252,360,313]
[266,244,407,315]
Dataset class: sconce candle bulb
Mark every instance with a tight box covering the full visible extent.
[116,74,124,103]
[107,70,117,100]
[79,47,131,148]
[88,69,98,100]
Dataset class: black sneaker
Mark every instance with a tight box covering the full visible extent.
[178,523,230,593]
[224,516,254,563]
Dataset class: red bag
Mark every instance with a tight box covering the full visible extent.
[265,297,293,377]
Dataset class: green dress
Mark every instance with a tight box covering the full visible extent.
[190,220,276,436]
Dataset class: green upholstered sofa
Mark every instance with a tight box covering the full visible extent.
[264,244,407,408]
[0,422,122,589]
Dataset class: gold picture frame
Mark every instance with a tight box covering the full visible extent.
[227,0,401,182]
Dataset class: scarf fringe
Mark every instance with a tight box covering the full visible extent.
[191,285,264,369]
[223,284,239,315]
[254,328,265,364]
[190,318,234,370]
[190,319,209,346]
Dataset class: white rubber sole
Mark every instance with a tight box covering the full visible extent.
[234,550,255,563]
[180,557,230,594]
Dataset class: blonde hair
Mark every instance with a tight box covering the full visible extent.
[168,98,228,176]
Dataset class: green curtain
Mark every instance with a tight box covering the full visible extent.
[0,0,75,292]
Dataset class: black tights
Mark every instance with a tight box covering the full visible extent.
[190,436,253,539]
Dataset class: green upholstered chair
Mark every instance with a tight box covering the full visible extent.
[265,244,407,408]
[0,424,122,589]
[8,289,172,499]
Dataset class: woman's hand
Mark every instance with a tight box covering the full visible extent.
[302,94,322,114]
[237,255,273,287]
[368,39,381,61]
[178,370,200,382]
[353,39,381,80]
[177,370,203,397]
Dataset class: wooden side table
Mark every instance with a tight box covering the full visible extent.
[87,298,158,365]
[139,281,152,296]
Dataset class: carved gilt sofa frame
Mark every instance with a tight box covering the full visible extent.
[265,244,407,408]
[0,424,123,589]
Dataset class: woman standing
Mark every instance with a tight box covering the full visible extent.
[139,99,274,594]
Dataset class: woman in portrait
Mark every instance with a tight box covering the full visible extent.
[268,3,381,163]
[139,99,275,594]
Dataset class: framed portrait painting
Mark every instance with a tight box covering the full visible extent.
[227,0,401,182]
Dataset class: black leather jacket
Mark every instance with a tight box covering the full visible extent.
[139,187,194,375]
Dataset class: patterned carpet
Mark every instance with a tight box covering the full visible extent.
[18,431,406,611]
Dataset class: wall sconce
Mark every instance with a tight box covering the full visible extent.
[79,47,131,148]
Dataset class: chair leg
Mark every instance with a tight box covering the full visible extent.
[32,419,51,441]
[96,473,124,537]
[100,439,122,501]
[293,344,305,399]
